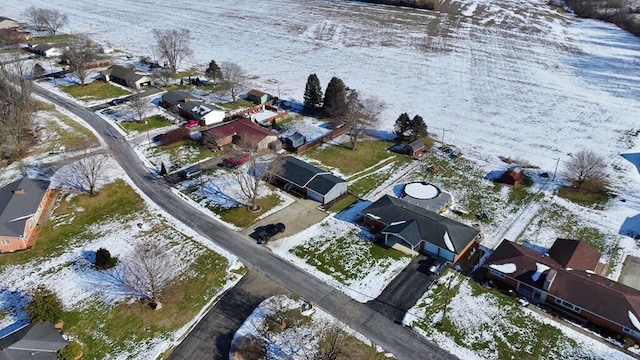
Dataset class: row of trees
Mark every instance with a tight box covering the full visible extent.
[23,6,68,35]
[304,74,385,150]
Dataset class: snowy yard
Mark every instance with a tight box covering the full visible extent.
[269,201,411,302]
[232,295,391,360]
[404,270,635,360]
[0,177,239,360]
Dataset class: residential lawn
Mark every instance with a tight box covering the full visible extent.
[418,153,503,223]
[506,176,540,207]
[212,194,281,228]
[326,194,358,213]
[349,157,411,196]
[148,141,216,169]
[62,229,229,359]
[38,102,98,152]
[556,186,611,208]
[290,229,405,284]
[30,34,74,43]
[60,81,129,101]
[410,270,584,359]
[217,99,255,111]
[172,70,194,79]
[0,180,143,268]
[307,140,398,176]
[119,115,173,133]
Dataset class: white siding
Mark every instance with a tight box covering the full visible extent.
[323,182,348,204]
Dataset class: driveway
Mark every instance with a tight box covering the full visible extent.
[368,255,437,323]
[168,270,290,360]
[241,198,329,242]
[619,255,640,290]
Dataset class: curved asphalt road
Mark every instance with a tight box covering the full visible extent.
[33,85,456,360]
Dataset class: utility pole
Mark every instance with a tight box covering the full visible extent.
[552,157,560,182]
[441,128,445,149]
[147,129,151,148]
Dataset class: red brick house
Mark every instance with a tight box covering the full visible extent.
[202,118,277,150]
[0,178,54,253]
[486,239,640,342]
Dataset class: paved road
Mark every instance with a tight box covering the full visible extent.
[170,270,291,360]
[32,85,457,360]
[368,255,436,323]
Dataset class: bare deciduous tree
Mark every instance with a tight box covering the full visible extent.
[151,67,174,87]
[561,150,608,188]
[119,240,174,309]
[65,153,109,195]
[339,89,384,150]
[313,318,349,360]
[232,145,278,211]
[25,7,68,35]
[63,36,97,86]
[0,54,36,161]
[127,93,149,123]
[152,28,193,74]
[220,61,245,102]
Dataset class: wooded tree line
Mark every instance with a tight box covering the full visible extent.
[562,0,640,37]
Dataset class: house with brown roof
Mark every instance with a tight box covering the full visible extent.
[0,178,54,253]
[203,118,277,150]
[486,239,640,342]
[100,64,152,89]
[362,195,480,261]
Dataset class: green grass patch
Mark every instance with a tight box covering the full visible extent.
[556,186,611,208]
[349,157,410,196]
[31,33,74,42]
[327,194,358,213]
[290,229,405,284]
[63,243,228,359]
[0,180,144,268]
[119,115,173,133]
[307,140,397,176]
[412,271,580,359]
[217,99,255,111]
[211,194,281,228]
[172,70,194,79]
[61,81,129,101]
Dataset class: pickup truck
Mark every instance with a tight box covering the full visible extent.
[257,223,285,244]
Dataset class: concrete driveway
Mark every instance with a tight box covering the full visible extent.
[241,197,329,242]
[619,255,640,290]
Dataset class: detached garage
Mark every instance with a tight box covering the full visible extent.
[269,156,348,205]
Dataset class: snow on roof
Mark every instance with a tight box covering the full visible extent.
[251,110,278,124]
[629,311,640,332]
[390,220,406,226]
[489,263,517,274]
[532,263,551,282]
[366,213,380,220]
[443,230,455,252]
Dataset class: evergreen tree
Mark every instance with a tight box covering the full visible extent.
[95,247,118,270]
[159,162,167,175]
[205,60,222,83]
[303,73,323,110]
[25,286,63,324]
[411,115,428,139]
[179,78,184,86]
[394,113,411,138]
[323,76,347,117]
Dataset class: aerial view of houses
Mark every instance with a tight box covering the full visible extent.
[1,1,640,359]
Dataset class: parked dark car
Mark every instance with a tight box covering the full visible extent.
[257,223,285,244]
[110,97,128,106]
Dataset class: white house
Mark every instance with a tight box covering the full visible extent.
[33,44,63,57]
[191,104,225,126]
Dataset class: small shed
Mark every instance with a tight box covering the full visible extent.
[501,167,523,185]
[405,139,426,157]
[247,89,270,105]
[282,132,306,149]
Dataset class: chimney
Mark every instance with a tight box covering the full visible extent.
[12,189,25,195]
[543,269,557,291]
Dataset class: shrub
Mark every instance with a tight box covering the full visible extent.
[58,340,83,360]
[25,285,63,324]
[95,248,117,270]
[234,335,266,360]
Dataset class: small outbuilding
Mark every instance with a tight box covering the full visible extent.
[282,132,306,150]
[501,167,523,185]
[405,139,426,157]
[247,89,270,105]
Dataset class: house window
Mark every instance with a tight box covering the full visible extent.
[1,240,9,245]
[555,298,581,313]
[623,327,640,337]
[490,268,505,279]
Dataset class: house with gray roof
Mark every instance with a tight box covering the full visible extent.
[100,64,152,89]
[362,195,480,262]
[0,178,53,253]
[269,156,348,205]
[160,90,225,126]
[0,322,68,360]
